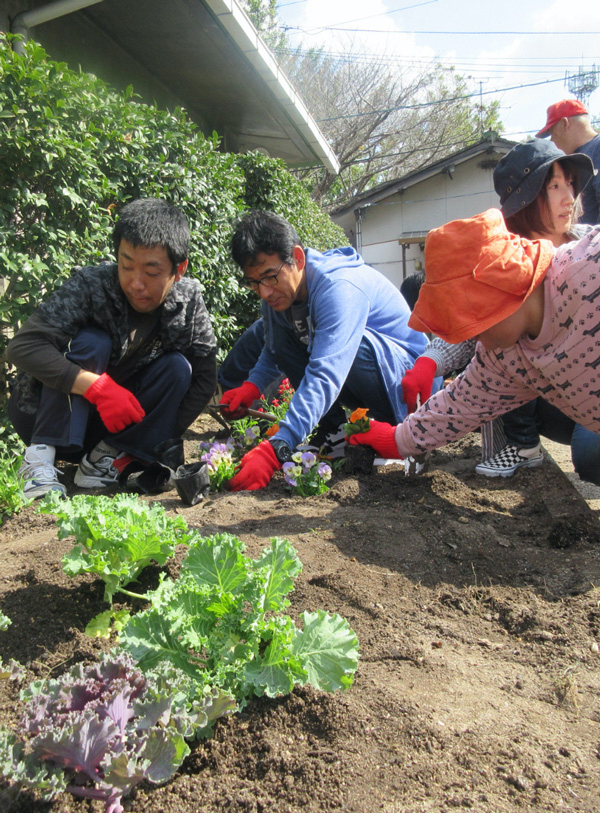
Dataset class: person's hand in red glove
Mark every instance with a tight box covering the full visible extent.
[401,356,437,413]
[347,419,401,459]
[83,373,145,433]
[228,440,281,491]
[219,381,261,420]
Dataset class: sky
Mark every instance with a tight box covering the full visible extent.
[275,0,600,142]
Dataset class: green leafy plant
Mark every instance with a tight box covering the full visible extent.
[0,610,11,631]
[0,450,30,525]
[121,532,359,704]
[38,491,191,607]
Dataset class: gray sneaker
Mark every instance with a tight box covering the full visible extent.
[18,446,66,500]
[74,440,124,488]
[475,443,543,478]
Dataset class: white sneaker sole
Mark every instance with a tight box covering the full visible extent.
[23,482,67,499]
[475,456,543,478]
[73,470,118,488]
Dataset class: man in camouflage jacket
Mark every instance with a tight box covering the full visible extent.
[7,198,217,498]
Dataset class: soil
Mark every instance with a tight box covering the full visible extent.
[2,414,600,813]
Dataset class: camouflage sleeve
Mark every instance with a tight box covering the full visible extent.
[37,266,102,335]
[6,311,81,393]
[170,278,217,356]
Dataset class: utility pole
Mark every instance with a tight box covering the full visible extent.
[564,66,599,107]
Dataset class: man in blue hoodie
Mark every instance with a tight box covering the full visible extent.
[220,210,433,491]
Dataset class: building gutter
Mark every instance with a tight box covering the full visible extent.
[11,0,106,53]
[205,0,339,175]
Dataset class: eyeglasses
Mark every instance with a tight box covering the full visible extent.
[243,260,286,291]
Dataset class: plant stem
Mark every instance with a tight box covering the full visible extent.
[116,587,147,601]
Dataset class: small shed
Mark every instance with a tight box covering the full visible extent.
[332,134,516,288]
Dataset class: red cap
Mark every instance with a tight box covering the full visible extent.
[536,99,588,137]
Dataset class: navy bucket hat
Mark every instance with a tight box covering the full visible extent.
[494,139,594,218]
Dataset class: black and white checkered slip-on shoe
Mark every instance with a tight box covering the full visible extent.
[475,443,543,478]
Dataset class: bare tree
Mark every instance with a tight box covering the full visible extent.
[278,47,502,209]
[239,3,502,209]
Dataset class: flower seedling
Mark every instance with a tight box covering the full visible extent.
[258,377,295,422]
[343,407,371,436]
[282,451,332,497]
[198,437,238,490]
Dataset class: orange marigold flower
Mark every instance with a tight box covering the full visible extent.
[265,423,280,438]
[350,407,369,423]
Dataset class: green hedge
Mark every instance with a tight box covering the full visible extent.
[0,34,346,378]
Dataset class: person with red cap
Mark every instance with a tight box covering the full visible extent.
[537,99,600,225]
[348,208,600,483]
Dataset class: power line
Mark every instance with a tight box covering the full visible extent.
[283,25,600,36]
[276,46,597,77]
[314,75,566,123]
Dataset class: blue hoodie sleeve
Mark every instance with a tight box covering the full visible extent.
[271,277,371,448]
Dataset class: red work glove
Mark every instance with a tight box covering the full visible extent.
[347,419,401,459]
[229,440,281,491]
[401,356,437,413]
[219,381,261,420]
[83,373,145,433]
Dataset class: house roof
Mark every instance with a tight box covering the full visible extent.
[8,0,339,173]
[331,134,516,217]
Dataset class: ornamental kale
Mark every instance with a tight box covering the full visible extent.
[38,491,191,604]
[121,533,359,704]
[0,652,235,813]
[282,451,332,497]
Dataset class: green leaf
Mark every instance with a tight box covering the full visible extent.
[180,533,249,594]
[121,609,197,676]
[293,610,360,692]
[252,537,302,612]
[85,611,114,639]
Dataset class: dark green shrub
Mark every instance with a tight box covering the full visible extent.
[0,33,346,382]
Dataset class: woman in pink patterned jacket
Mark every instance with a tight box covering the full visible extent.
[348,208,600,480]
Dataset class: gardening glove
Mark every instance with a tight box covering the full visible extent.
[401,356,437,413]
[219,381,261,420]
[83,373,145,433]
[347,419,401,459]
[228,440,281,491]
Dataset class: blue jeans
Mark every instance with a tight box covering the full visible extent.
[8,327,191,462]
[503,398,600,486]
[218,319,266,390]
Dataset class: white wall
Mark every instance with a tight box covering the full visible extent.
[335,155,504,290]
